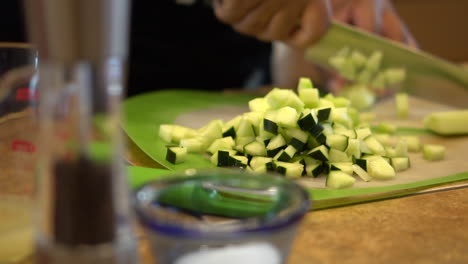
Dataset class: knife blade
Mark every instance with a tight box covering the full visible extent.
[306,22,468,108]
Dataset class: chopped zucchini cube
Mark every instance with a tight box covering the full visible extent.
[166,147,187,164]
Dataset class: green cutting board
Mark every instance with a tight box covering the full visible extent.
[123,90,468,209]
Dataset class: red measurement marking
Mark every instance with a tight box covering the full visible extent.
[16,88,39,102]
[11,140,36,153]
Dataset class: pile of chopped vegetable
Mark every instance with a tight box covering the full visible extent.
[328,47,406,110]
[158,77,449,189]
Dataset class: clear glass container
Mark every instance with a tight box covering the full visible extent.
[134,170,311,264]
[23,0,138,262]
[0,42,38,263]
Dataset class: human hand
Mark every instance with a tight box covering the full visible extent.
[331,0,417,47]
[213,0,331,49]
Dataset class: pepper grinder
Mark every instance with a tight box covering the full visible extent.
[23,0,138,263]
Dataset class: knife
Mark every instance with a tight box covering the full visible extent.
[306,22,468,108]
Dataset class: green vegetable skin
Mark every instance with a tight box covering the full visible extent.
[157,183,280,218]
[424,110,468,135]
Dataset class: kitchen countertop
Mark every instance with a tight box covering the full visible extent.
[127,137,468,264]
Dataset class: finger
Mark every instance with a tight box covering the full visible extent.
[214,0,262,24]
[261,2,306,41]
[233,0,283,37]
[351,0,384,33]
[286,0,331,49]
[381,4,419,48]
[330,0,353,22]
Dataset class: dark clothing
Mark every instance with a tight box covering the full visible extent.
[1,0,272,96]
[128,0,271,95]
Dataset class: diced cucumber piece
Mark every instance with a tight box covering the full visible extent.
[303,157,323,177]
[298,112,318,132]
[266,134,286,149]
[244,140,267,157]
[265,88,304,111]
[317,108,332,122]
[227,155,249,169]
[211,150,237,166]
[356,69,374,84]
[373,133,392,146]
[274,161,304,179]
[326,171,356,189]
[346,138,361,159]
[305,162,324,177]
[235,136,255,153]
[330,162,354,175]
[248,97,270,112]
[223,116,242,131]
[159,124,174,143]
[375,122,397,134]
[400,136,421,152]
[198,120,223,144]
[243,112,263,135]
[315,133,327,145]
[384,68,406,85]
[355,127,372,140]
[160,124,197,144]
[307,145,329,162]
[423,110,468,135]
[394,139,409,157]
[299,88,320,108]
[395,93,409,119]
[385,146,397,157]
[359,139,373,155]
[276,107,299,128]
[274,145,297,162]
[334,128,356,139]
[298,78,320,108]
[350,50,367,69]
[363,136,386,156]
[365,50,383,72]
[297,77,313,89]
[367,157,396,180]
[262,118,278,135]
[344,84,376,110]
[371,72,387,90]
[423,144,446,161]
[329,54,346,70]
[391,157,411,172]
[207,137,235,154]
[236,118,256,137]
[250,156,273,170]
[352,164,371,182]
[331,107,353,128]
[282,128,308,151]
[326,134,348,151]
[321,122,334,136]
[355,158,368,171]
[347,107,360,127]
[166,147,187,164]
[329,149,351,163]
[340,59,356,80]
[222,126,236,139]
[180,137,207,153]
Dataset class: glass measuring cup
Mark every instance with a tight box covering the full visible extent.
[0,42,38,263]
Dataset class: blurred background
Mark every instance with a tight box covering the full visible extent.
[1,0,467,62]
